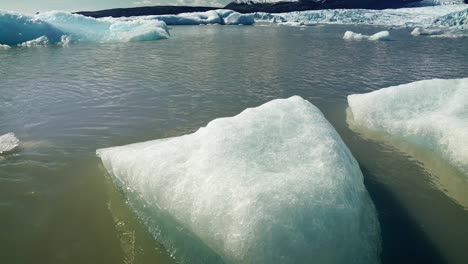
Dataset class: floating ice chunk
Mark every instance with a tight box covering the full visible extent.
[343,30,390,41]
[223,12,255,25]
[0,11,63,46]
[0,11,169,46]
[37,11,169,43]
[343,31,367,40]
[348,78,468,176]
[368,31,391,40]
[0,133,19,154]
[411,27,444,35]
[97,96,381,264]
[18,35,50,47]
[0,44,10,49]
[150,9,254,25]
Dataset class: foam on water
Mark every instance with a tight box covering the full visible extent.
[0,133,19,154]
[343,30,390,41]
[97,96,381,264]
[0,10,169,46]
[348,78,468,177]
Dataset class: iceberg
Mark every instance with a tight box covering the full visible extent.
[133,9,255,25]
[343,30,390,41]
[410,27,444,35]
[0,11,169,46]
[347,78,468,177]
[97,96,381,264]
[0,133,19,154]
[411,27,468,37]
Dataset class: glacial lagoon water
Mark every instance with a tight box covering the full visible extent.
[1,24,467,264]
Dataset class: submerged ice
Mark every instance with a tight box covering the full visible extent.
[348,78,468,177]
[97,96,381,264]
[0,133,19,154]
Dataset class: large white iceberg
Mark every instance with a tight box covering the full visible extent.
[97,96,381,264]
[0,10,169,46]
[348,78,468,177]
[129,9,255,26]
[0,133,19,154]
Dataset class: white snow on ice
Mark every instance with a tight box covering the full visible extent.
[97,96,381,264]
[348,78,468,177]
[0,133,19,154]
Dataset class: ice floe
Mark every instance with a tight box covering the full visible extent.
[97,96,381,264]
[348,78,468,177]
[124,9,255,25]
[0,133,19,154]
[343,30,391,41]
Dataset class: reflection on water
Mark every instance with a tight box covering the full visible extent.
[346,107,468,210]
[0,24,467,264]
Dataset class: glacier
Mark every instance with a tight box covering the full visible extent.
[343,30,390,41]
[97,96,381,264]
[0,10,169,46]
[254,4,468,28]
[347,78,468,177]
[0,133,19,154]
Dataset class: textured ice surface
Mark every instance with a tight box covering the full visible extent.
[37,11,169,43]
[433,8,468,28]
[97,96,380,264]
[343,30,390,41]
[254,5,468,28]
[0,133,19,154]
[0,11,169,46]
[348,78,468,177]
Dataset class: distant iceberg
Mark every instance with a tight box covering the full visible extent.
[348,78,468,177]
[126,9,255,25]
[0,133,19,154]
[97,96,381,264]
[343,30,390,41]
[0,11,169,46]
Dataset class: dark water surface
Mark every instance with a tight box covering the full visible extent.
[1,25,467,264]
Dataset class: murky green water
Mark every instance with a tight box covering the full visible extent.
[1,25,467,264]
